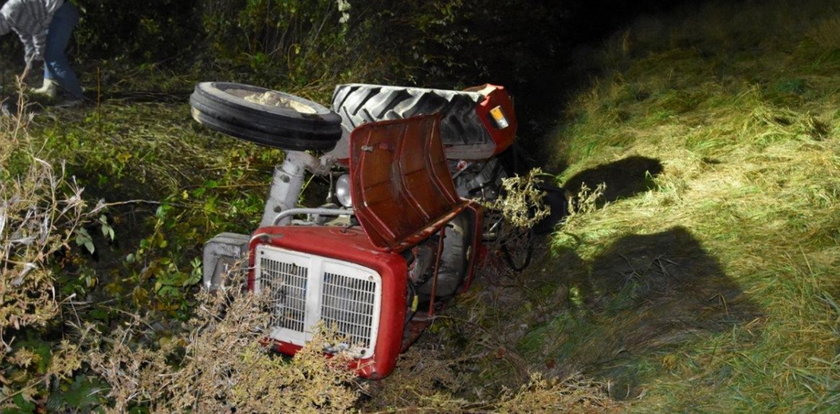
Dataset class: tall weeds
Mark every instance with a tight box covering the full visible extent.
[0,92,98,406]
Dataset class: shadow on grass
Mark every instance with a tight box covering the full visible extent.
[563,155,663,203]
[524,227,762,399]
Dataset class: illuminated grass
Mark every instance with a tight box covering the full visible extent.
[460,0,840,412]
[379,2,840,410]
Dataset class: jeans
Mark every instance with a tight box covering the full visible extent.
[44,1,82,99]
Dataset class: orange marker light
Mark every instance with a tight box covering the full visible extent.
[490,106,510,129]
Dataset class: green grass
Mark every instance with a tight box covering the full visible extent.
[510,0,840,411]
[2,70,289,319]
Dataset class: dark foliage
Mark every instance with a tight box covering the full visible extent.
[75,0,203,62]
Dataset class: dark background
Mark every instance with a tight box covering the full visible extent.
[1,0,698,147]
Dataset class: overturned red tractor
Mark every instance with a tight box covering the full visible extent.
[190,82,565,379]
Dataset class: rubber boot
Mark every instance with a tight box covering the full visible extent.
[31,78,59,99]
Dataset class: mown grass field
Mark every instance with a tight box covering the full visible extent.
[2,0,838,411]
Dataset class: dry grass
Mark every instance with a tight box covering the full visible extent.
[809,15,840,50]
[0,92,98,407]
[496,373,620,414]
[362,346,619,413]
[488,168,552,228]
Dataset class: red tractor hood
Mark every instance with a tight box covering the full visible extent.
[349,114,469,252]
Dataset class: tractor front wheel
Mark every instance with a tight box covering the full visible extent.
[190,82,342,151]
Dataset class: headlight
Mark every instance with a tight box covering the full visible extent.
[335,174,353,207]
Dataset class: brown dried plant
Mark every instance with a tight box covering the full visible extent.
[496,373,620,414]
[364,347,619,413]
[1,90,97,406]
[488,168,552,229]
[87,272,362,413]
[567,182,607,217]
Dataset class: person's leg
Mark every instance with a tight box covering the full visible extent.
[44,2,82,99]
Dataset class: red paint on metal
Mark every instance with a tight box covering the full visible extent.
[248,225,407,378]
[349,114,469,252]
[466,84,518,155]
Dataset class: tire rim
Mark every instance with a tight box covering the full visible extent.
[223,87,318,114]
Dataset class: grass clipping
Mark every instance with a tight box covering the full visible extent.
[87,274,361,413]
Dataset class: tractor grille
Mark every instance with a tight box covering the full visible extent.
[255,245,382,357]
[321,272,378,349]
[260,259,307,332]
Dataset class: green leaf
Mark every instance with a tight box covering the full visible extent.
[155,204,170,219]
[99,215,115,241]
[46,375,106,411]
[74,228,95,254]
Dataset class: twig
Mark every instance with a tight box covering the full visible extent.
[103,199,163,207]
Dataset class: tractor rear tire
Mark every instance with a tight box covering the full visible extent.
[331,84,492,151]
[190,82,341,151]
